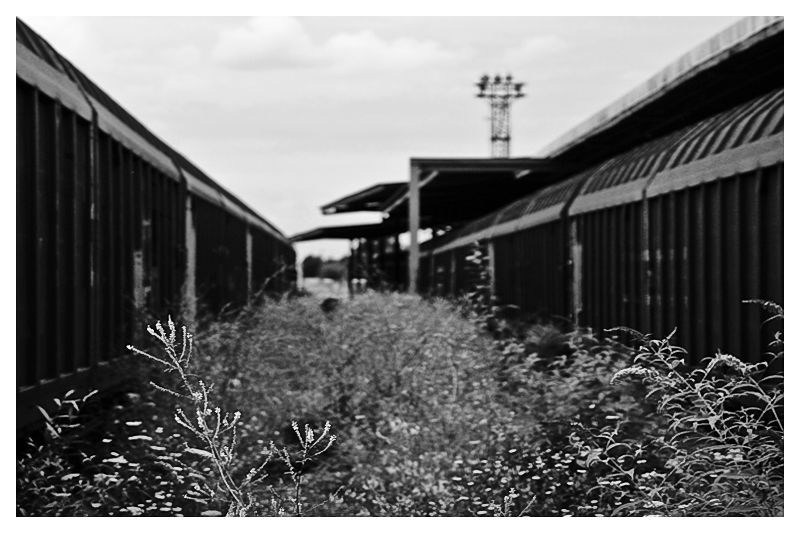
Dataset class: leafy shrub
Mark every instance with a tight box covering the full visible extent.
[176,293,653,516]
[571,306,784,516]
[187,293,504,515]
[436,326,653,516]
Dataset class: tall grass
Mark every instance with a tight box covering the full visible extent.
[17,293,783,516]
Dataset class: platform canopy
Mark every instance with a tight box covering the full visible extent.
[321,182,407,215]
[381,157,572,228]
[290,221,407,242]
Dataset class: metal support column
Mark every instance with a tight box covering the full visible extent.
[408,161,421,293]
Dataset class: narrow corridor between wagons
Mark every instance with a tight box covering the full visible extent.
[17,16,784,518]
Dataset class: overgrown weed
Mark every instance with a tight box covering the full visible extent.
[17,291,783,516]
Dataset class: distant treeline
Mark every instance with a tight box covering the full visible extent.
[302,255,347,281]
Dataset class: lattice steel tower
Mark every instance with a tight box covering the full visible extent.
[476,74,525,158]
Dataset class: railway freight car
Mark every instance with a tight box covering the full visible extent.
[292,17,782,367]
[16,19,295,430]
[424,87,783,365]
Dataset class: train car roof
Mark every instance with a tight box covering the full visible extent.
[539,16,783,164]
[16,18,290,244]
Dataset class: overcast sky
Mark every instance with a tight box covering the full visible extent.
[24,16,739,260]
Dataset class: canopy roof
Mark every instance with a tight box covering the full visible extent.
[381,157,573,227]
[291,221,407,242]
[321,182,407,214]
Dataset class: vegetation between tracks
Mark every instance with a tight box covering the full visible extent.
[17,293,783,516]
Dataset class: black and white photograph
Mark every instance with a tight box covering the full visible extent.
[14,7,785,520]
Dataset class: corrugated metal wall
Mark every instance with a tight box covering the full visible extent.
[17,20,296,430]
[424,89,783,365]
[573,204,644,335]
[17,80,95,389]
[493,222,568,318]
[640,164,783,362]
[193,195,249,313]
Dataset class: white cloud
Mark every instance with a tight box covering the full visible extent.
[211,17,457,72]
[502,35,567,67]
[211,17,320,69]
[324,31,456,72]
[22,17,93,60]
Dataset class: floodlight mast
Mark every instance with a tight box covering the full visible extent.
[476,74,525,158]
